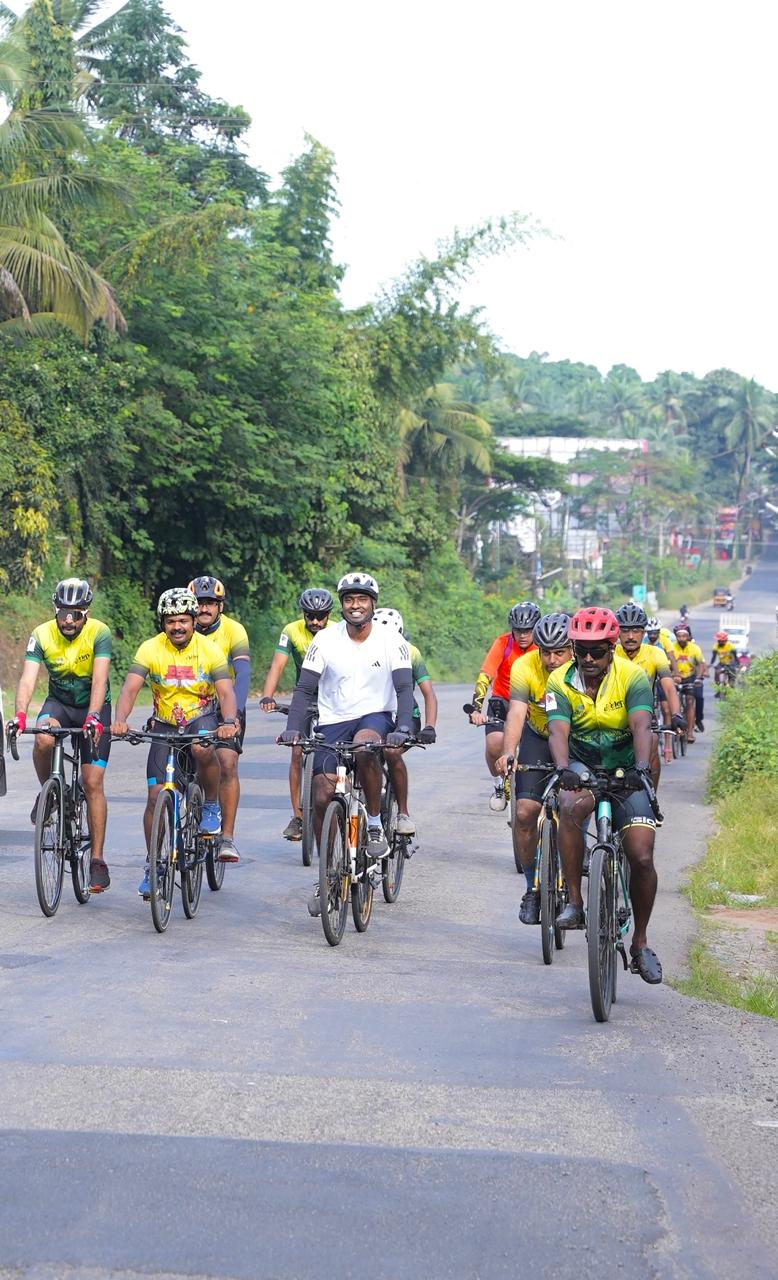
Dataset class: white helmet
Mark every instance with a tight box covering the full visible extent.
[373,607,404,634]
[336,572,379,600]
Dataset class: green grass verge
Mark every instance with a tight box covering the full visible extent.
[685,774,778,910]
[675,941,778,1020]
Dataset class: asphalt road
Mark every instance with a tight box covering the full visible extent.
[1,568,777,1279]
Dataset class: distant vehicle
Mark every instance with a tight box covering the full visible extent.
[713,587,734,609]
[721,613,750,651]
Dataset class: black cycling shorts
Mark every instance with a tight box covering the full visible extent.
[313,712,394,776]
[37,698,111,767]
[513,727,553,802]
[145,713,218,786]
[484,696,509,736]
[215,708,244,755]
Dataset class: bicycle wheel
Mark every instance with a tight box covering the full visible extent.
[587,845,616,1023]
[205,841,225,891]
[509,777,523,874]
[670,730,680,760]
[70,783,91,905]
[678,726,687,757]
[538,817,556,965]
[319,799,349,946]
[301,749,315,867]
[181,783,204,919]
[149,789,176,933]
[34,777,65,917]
[381,781,405,903]
[351,812,373,932]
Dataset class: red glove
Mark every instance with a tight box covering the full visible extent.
[11,712,27,733]
[83,713,103,741]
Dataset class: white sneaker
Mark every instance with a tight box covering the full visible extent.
[489,782,507,812]
[395,813,416,836]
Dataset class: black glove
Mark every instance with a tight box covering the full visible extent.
[559,767,584,791]
[418,725,436,745]
[277,730,299,745]
[259,696,276,710]
[624,765,651,789]
[386,729,411,748]
[670,713,685,731]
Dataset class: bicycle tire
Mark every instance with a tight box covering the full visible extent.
[509,776,523,873]
[34,777,65,917]
[538,817,556,965]
[671,730,680,760]
[70,783,91,904]
[319,799,349,946]
[351,811,373,931]
[149,789,176,933]
[205,840,225,890]
[587,844,616,1022]
[301,749,315,867]
[381,781,405,903]
[679,727,687,757]
[181,783,204,919]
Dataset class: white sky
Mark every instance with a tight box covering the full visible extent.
[15,0,778,388]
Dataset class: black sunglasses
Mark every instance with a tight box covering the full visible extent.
[573,642,610,660]
[304,611,330,622]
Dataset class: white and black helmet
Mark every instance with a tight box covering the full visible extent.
[53,578,93,609]
[508,600,541,631]
[646,616,661,632]
[373,607,404,634]
[157,587,198,625]
[337,572,379,601]
[533,613,571,649]
[299,588,334,614]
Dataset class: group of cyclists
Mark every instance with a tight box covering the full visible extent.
[6,570,740,988]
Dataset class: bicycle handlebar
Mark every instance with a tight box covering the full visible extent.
[113,729,221,747]
[544,765,663,823]
[6,722,99,763]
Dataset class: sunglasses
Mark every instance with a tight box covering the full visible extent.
[56,608,87,622]
[573,643,610,660]
[304,611,330,622]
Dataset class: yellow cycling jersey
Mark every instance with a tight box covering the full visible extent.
[201,613,250,677]
[711,641,737,667]
[129,631,230,725]
[615,642,670,689]
[509,649,553,738]
[669,640,704,679]
[545,653,653,770]
[26,617,112,708]
[276,617,336,679]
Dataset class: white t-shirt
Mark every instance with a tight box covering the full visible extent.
[302,620,411,724]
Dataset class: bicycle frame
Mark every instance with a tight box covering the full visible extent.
[593,795,632,950]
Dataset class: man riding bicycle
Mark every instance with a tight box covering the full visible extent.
[11,577,113,893]
[278,573,415,915]
[545,606,663,985]
[614,602,683,785]
[468,601,540,812]
[495,612,572,925]
[669,623,706,741]
[189,575,251,863]
[260,587,336,841]
[373,606,438,835]
[710,630,738,696]
[110,588,239,897]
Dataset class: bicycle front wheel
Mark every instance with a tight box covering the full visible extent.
[319,800,349,946]
[181,783,204,919]
[301,749,315,867]
[351,813,374,931]
[70,783,91,905]
[538,817,557,965]
[149,789,176,933]
[509,777,524,874]
[587,845,616,1023]
[34,777,65,917]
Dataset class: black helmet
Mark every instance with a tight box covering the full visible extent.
[187,575,226,601]
[508,600,541,631]
[299,588,334,615]
[533,613,571,649]
[53,578,93,609]
[615,602,647,628]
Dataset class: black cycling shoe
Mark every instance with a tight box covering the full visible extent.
[518,890,541,925]
[555,902,585,929]
[630,945,663,984]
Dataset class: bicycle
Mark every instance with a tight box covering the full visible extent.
[116,727,222,933]
[6,722,98,917]
[714,667,737,698]
[379,761,417,904]
[275,703,317,867]
[507,759,567,964]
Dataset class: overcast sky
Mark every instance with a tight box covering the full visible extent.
[19,0,778,388]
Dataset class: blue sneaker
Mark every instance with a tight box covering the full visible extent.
[138,864,150,899]
[200,801,222,836]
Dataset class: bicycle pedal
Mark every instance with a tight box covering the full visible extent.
[368,872,382,890]
[617,942,629,971]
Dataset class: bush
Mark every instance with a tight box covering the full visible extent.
[708,653,778,799]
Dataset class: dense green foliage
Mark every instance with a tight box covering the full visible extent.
[708,653,778,799]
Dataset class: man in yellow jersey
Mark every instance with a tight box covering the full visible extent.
[495,613,572,925]
[668,623,706,742]
[11,578,113,893]
[260,588,336,840]
[546,606,662,984]
[189,575,251,863]
[614,603,684,786]
[373,607,438,835]
[710,629,738,696]
[111,588,238,898]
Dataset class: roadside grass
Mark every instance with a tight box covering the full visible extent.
[685,774,778,910]
[675,941,778,1021]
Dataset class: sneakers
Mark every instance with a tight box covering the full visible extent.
[217,837,240,863]
[199,801,222,836]
[367,825,388,858]
[283,815,303,841]
[30,795,39,826]
[489,781,507,812]
[395,812,416,836]
[138,864,150,899]
[307,887,321,917]
[695,720,705,732]
[519,890,541,925]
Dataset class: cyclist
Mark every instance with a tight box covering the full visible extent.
[11,578,113,893]
[494,612,572,925]
[110,588,239,896]
[614,602,683,786]
[545,606,662,983]
[645,616,676,660]
[188,575,251,863]
[468,601,540,812]
[669,623,706,740]
[260,587,335,840]
[278,572,415,913]
[710,630,738,696]
[373,607,438,834]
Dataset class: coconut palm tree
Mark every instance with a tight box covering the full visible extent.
[396,384,493,492]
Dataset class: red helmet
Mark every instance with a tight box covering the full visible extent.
[568,607,619,643]
[714,630,728,642]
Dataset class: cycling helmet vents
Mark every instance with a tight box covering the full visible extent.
[373,607,405,634]
[337,572,379,600]
[715,630,729,642]
[299,588,334,614]
[646,616,661,631]
[53,577,93,609]
[569,607,620,643]
[615,602,648,628]
[508,600,541,630]
[157,587,198,624]
[187,575,226,601]
[533,613,571,649]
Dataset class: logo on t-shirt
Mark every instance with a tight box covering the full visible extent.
[545,691,558,712]
[26,635,36,653]
[372,660,381,668]
[165,665,196,681]
[278,633,289,648]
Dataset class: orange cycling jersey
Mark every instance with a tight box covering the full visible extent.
[475,633,537,702]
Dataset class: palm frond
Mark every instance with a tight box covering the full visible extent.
[0,171,128,221]
[0,227,126,337]
[0,107,91,169]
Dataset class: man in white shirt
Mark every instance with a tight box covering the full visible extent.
[280,573,415,875]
